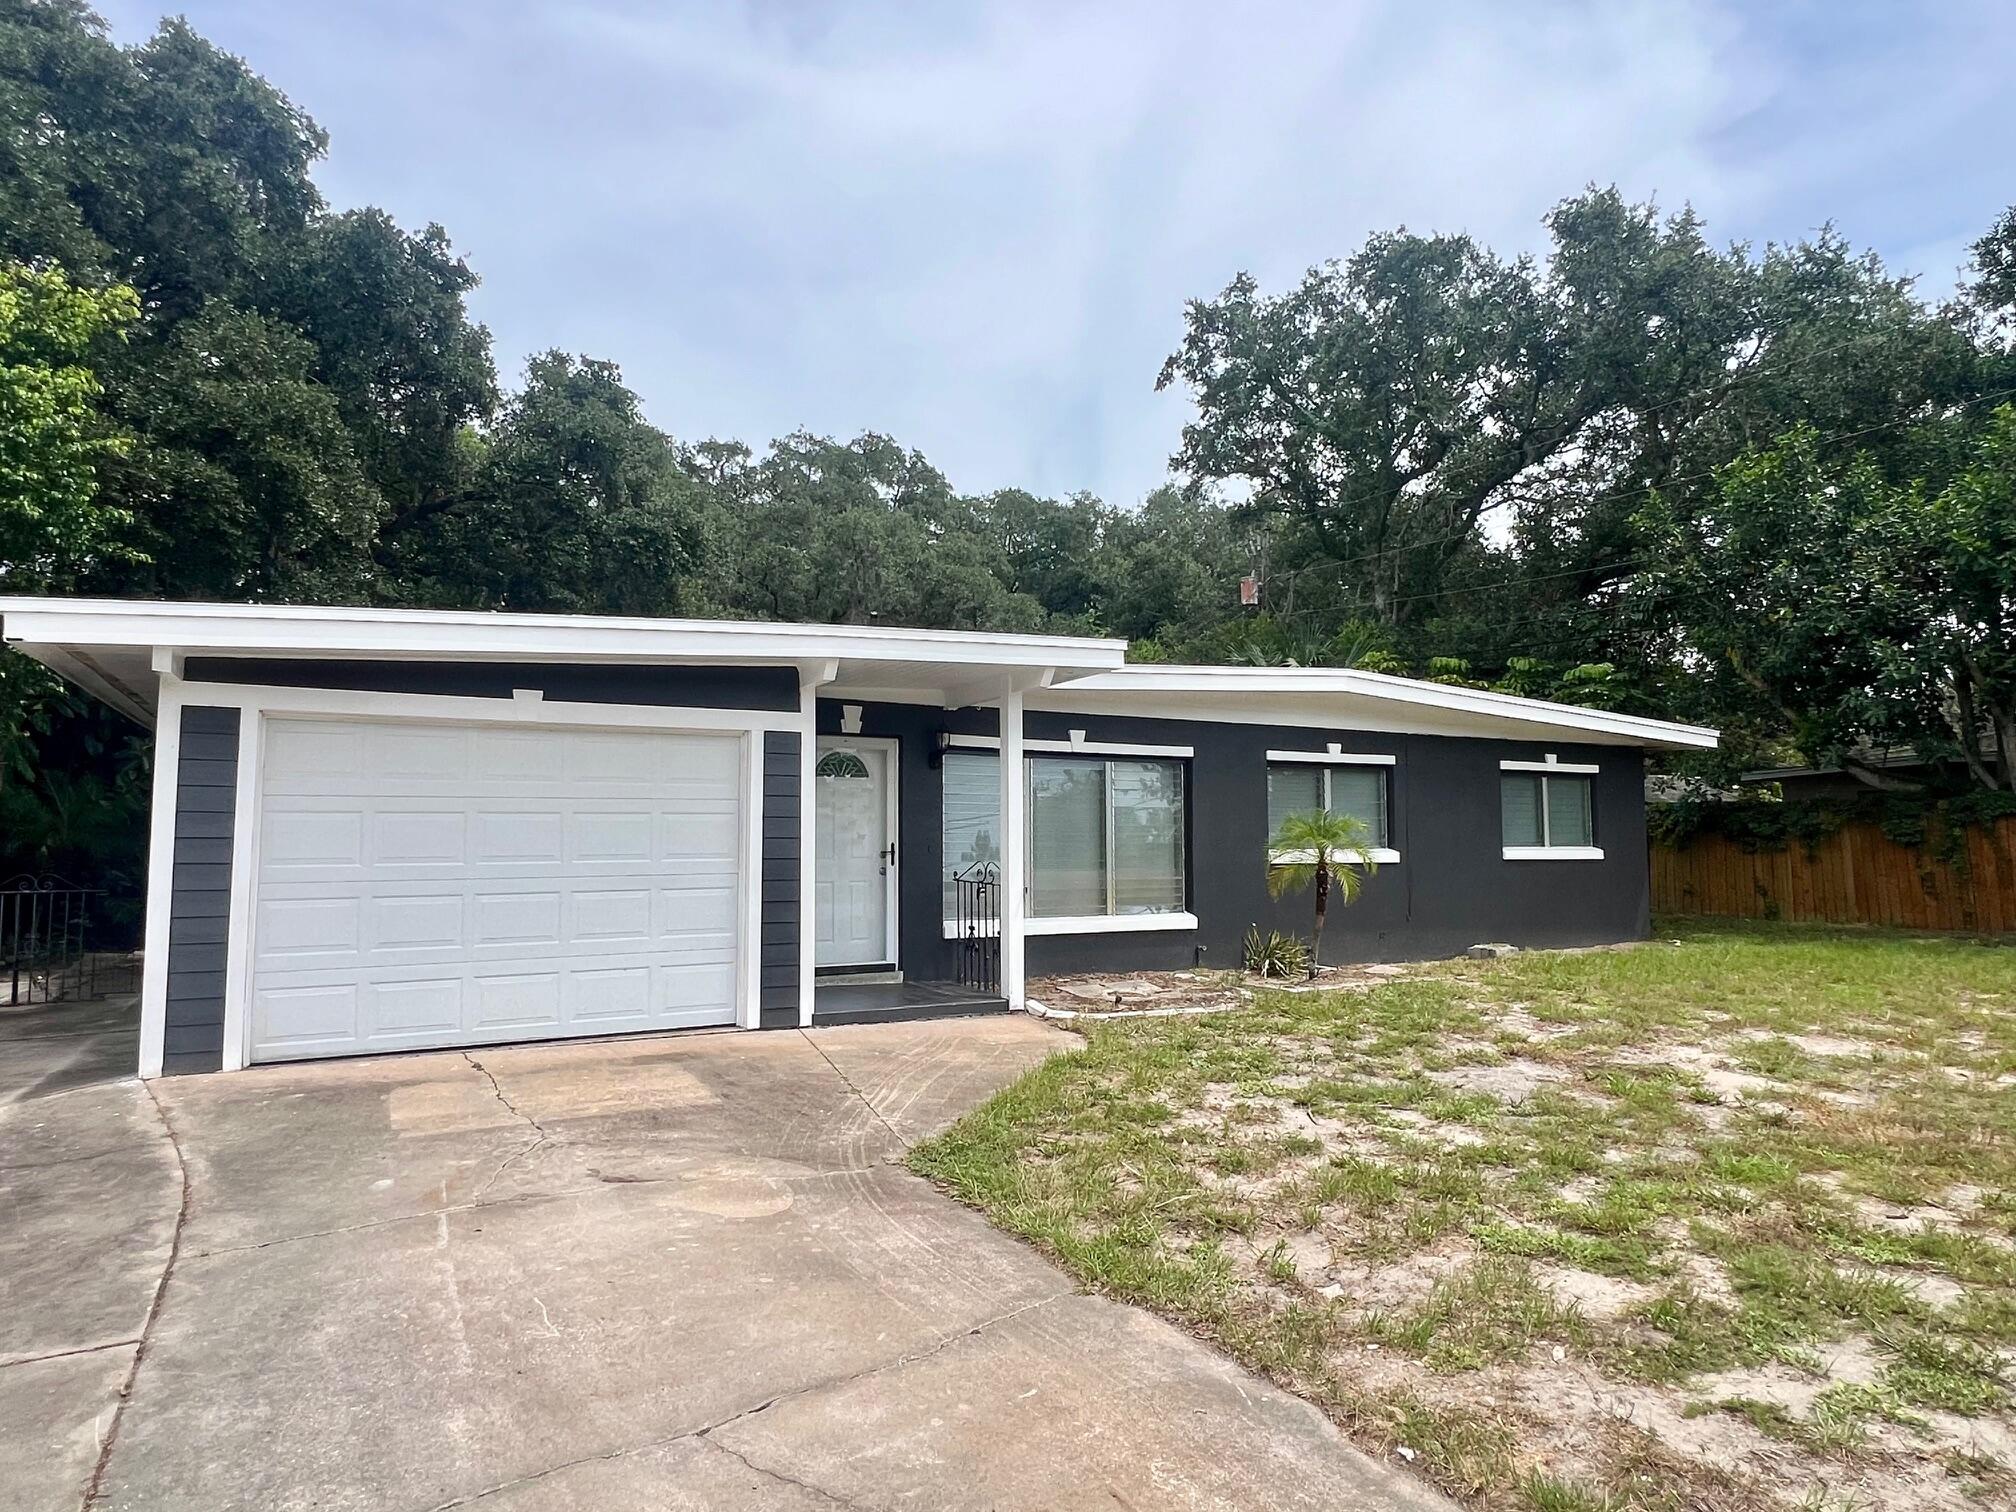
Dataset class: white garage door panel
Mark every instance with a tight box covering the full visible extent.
[250,718,745,1063]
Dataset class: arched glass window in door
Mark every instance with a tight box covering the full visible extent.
[816,750,871,780]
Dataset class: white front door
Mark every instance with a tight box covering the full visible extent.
[815,738,896,968]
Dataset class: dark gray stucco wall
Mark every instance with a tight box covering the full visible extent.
[759,731,803,1028]
[183,657,800,711]
[163,705,239,1075]
[819,699,1650,980]
[1020,710,1648,975]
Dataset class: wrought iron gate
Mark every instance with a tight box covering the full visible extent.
[951,862,1001,995]
[1,877,139,1007]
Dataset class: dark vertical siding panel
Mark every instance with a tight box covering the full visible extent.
[758,731,802,1029]
[162,705,239,1075]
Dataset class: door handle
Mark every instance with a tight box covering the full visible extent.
[883,840,897,873]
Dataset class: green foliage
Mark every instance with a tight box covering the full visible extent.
[1240,925,1310,979]
[0,261,137,589]
[112,299,383,599]
[1265,809,1378,969]
[0,646,149,899]
[1642,409,2016,793]
[1159,226,1581,625]
[444,352,706,615]
[2,1,2015,900]
[1651,789,2016,867]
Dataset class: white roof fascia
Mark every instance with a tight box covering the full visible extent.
[1051,665,1719,751]
[0,597,1126,677]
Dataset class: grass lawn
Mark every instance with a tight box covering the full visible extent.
[911,922,2016,1511]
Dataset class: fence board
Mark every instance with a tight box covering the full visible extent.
[1653,815,2016,932]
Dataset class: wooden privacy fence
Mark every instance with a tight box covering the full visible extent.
[1652,816,2016,933]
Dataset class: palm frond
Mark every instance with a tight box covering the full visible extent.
[1264,809,1380,894]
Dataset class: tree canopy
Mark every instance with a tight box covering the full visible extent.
[2,0,2014,882]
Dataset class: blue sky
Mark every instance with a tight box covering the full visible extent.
[96,1,2016,508]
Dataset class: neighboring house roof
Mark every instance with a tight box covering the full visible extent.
[1740,741,1996,785]
[0,596,1718,752]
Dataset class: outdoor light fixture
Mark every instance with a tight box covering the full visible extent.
[930,728,952,768]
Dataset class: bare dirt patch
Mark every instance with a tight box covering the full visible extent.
[919,924,2016,1510]
[1425,1058,1569,1104]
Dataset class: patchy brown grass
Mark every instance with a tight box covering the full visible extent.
[913,922,2016,1510]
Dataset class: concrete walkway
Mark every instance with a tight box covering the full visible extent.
[2,1008,1448,1511]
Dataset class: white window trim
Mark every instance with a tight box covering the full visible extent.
[1498,756,1600,859]
[1266,758,1395,861]
[1265,748,1396,766]
[1269,847,1400,866]
[1026,911,1200,936]
[940,910,1201,939]
[1503,845,1606,862]
[944,731,1193,759]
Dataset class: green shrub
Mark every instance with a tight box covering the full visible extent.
[1242,925,1310,978]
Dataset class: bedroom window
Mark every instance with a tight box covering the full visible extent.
[1500,768,1597,855]
[1265,763,1389,849]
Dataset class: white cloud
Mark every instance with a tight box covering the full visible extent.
[94,0,2016,505]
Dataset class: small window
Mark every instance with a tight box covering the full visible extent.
[815,750,870,780]
[1266,763,1389,848]
[1501,772,1594,849]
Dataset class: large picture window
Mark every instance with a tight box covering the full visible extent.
[1266,763,1388,849]
[1500,771,1595,851]
[939,750,1188,920]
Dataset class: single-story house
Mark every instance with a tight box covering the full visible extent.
[0,597,1717,1077]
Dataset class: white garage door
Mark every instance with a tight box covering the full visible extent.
[248,718,743,1063]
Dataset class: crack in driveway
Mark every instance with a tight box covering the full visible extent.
[700,1437,865,1508]
[81,1082,191,1510]
[462,1052,558,1201]
[0,1337,141,1371]
[799,1030,910,1153]
[421,1292,1066,1510]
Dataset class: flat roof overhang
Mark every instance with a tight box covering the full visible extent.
[1034,666,1720,752]
[0,597,1130,726]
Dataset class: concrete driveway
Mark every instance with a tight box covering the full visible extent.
[3,1004,1446,1512]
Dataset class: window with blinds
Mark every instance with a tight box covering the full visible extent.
[1265,763,1389,847]
[941,751,1002,920]
[940,750,1187,920]
[1501,771,1593,848]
